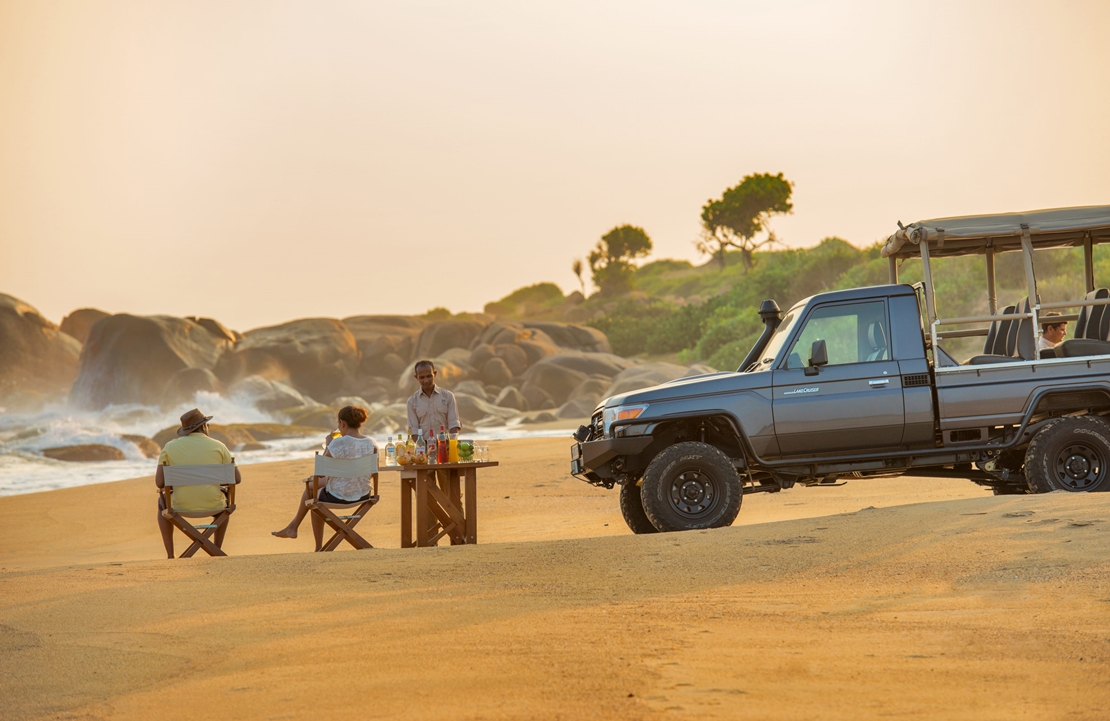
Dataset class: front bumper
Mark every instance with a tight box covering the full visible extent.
[570,436,654,486]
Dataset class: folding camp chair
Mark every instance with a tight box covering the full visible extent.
[306,452,380,552]
[160,462,239,558]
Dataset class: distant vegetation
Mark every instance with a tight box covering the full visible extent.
[486,238,1110,370]
[481,171,1110,369]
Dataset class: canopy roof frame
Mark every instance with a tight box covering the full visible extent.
[882,205,1110,353]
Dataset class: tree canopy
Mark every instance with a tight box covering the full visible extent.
[699,172,794,268]
[588,224,652,295]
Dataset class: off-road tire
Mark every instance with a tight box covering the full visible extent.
[640,441,742,532]
[619,481,658,535]
[1024,416,1110,493]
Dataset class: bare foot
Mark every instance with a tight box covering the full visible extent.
[272,528,297,539]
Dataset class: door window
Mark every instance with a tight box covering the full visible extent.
[785,301,888,369]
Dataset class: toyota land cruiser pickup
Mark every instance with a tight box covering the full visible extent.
[570,205,1110,533]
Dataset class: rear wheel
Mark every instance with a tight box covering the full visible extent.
[619,481,658,534]
[640,442,742,532]
[1025,416,1110,493]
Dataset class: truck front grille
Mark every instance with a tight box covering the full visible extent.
[591,411,604,439]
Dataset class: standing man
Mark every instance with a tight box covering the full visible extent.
[406,360,461,439]
[1037,312,1068,355]
[155,408,241,558]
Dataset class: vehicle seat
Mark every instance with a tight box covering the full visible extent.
[967,300,1035,363]
[1057,288,1110,359]
[968,304,1017,364]
[865,322,888,361]
[1074,288,1109,340]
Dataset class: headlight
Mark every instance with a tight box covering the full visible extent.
[603,404,648,436]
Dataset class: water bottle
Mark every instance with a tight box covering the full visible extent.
[385,435,397,466]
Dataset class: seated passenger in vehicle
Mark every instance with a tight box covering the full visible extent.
[1037,312,1067,354]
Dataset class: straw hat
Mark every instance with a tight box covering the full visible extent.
[177,408,214,436]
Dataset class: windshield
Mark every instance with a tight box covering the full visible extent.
[752,309,800,369]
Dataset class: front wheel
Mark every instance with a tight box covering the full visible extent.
[1025,416,1110,493]
[619,481,658,534]
[640,441,742,532]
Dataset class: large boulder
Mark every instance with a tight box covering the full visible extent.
[492,344,530,376]
[481,357,513,387]
[215,318,359,402]
[453,392,518,427]
[342,315,427,379]
[69,314,225,410]
[42,444,125,462]
[185,317,238,344]
[453,380,489,401]
[604,362,690,397]
[557,376,611,419]
[522,322,611,354]
[521,362,588,407]
[59,308,110,343]
[494,385,527,411]
[227,375,315,413]
[151,424,268,452]
[0,294,82,410]
[122,434,161,458]
[412,320,488,360]
[161,367,224,408]
[531,350,634,379]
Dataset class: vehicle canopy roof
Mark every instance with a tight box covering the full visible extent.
[881,205,1110,260]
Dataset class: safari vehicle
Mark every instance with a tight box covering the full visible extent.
[570,205,1110,533]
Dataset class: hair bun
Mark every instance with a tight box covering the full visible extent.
[338,405,368,428]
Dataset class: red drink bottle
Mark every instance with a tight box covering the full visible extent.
[437,424,448,463]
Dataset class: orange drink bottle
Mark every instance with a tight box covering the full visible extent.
[448,431,459,463]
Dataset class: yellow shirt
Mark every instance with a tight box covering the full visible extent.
[158,433,234,512]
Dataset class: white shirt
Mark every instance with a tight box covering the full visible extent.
[324,435,376,501]
[1036,334,1056,353]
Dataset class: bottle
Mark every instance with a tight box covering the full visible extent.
[437,425,448,463]
[447,428,458,463]
[416,429,426,461]
[427,430,438,464]
[406,427,415,454]
[385,435,396,466]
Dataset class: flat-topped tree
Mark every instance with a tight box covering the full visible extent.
[699,172,794,269]
[588,224,652,296]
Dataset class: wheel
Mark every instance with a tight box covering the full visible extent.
[640,441,742,532]
[1024,416,1110,493]
[619,481,658,534]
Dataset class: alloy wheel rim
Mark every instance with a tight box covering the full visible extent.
[1054,443,1105,491]
[669,470,719,518]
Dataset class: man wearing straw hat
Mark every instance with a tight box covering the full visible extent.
[155,408,241,558]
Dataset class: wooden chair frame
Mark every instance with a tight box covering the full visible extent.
[160,462,239,558]
[306,452,380,552]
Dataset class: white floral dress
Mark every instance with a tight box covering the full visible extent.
[324,435,376,501]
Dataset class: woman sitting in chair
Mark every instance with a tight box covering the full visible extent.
[272,405,376,541]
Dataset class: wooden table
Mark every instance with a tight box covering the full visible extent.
[380,461,499,548]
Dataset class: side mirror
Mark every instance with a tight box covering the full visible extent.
[804,339,828,376]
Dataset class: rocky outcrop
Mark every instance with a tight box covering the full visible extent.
[342,315,428,379]
[59,308,110,343]
[69,314,225,410]
[521,362,588,407]
[185,317,238,344]
[453,393,518,427]
[161,367,223,408]
[42,444,125,462]
[521,322,611,354]
[557,376,611,419]
[412,320,488,360]
[0,294,82,410]
[227,375,315,413]
[122,435,161,458]
[604,363,691,397]
[215,318,359,402]
[494,386,527,411]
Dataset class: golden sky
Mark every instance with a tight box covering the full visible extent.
[1,0,1108,330]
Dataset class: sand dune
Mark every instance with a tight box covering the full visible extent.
[1,437,1108,720]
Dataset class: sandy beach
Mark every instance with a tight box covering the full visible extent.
[1,436,1108,720]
